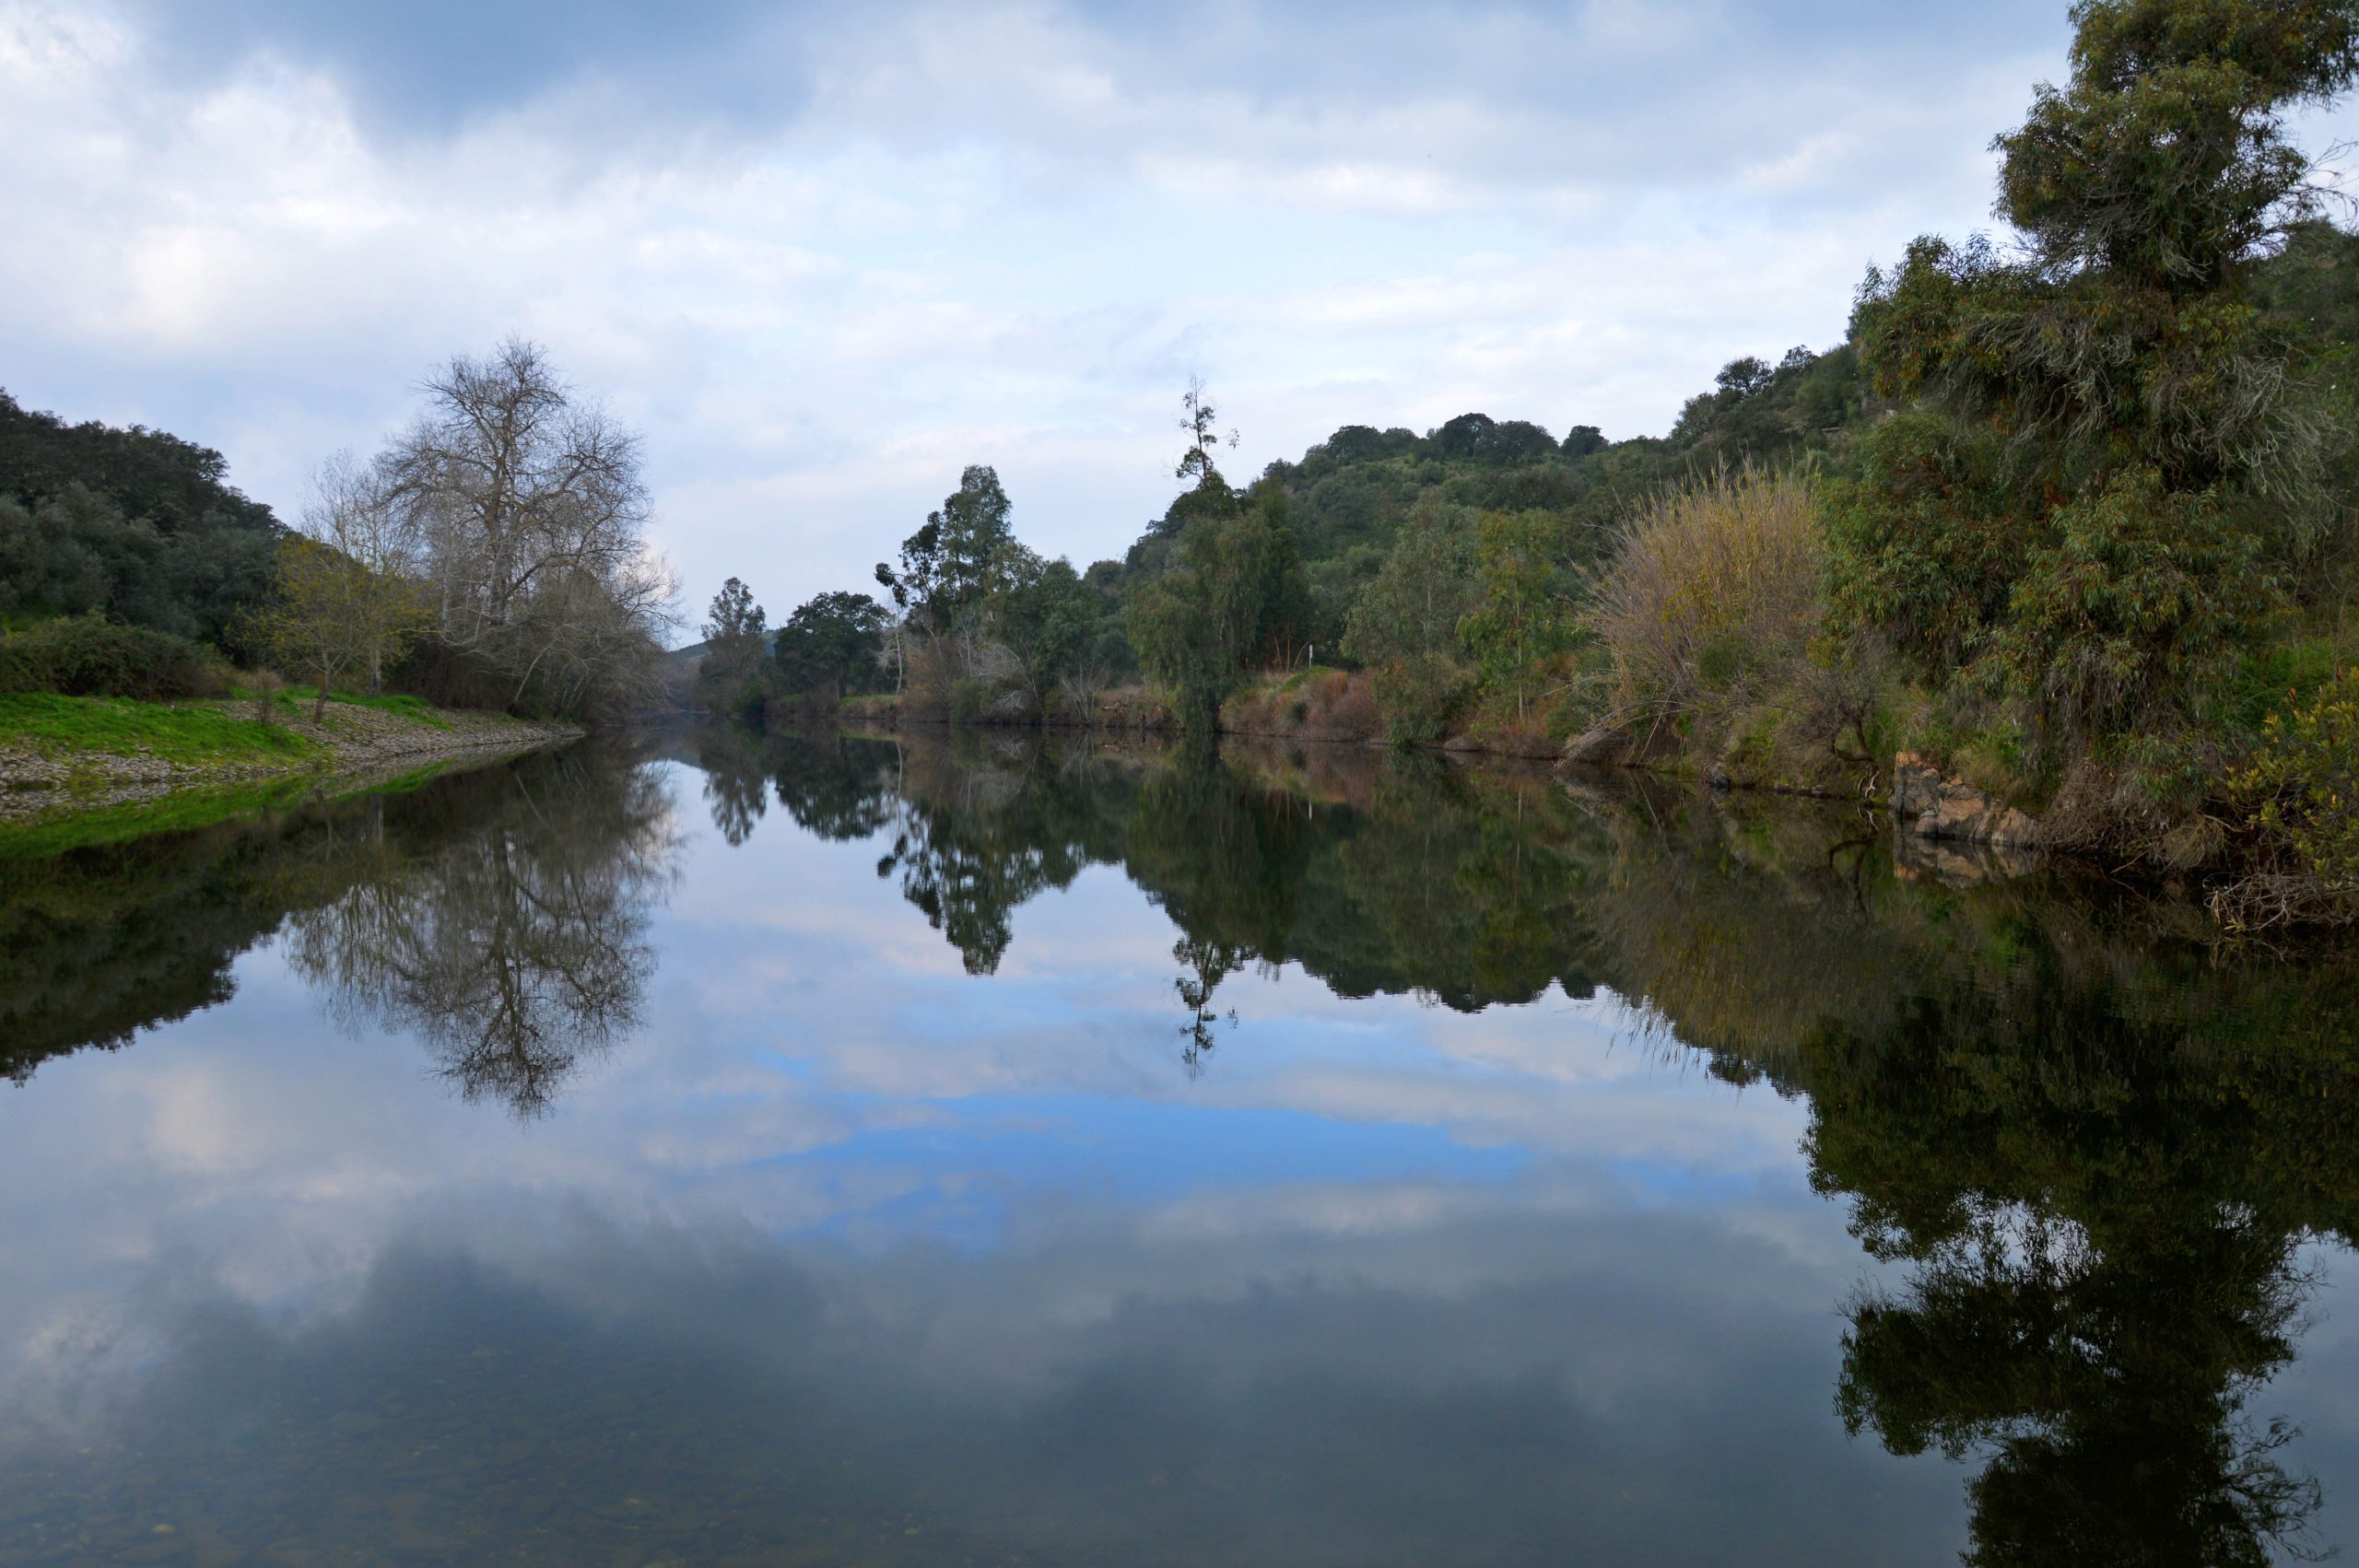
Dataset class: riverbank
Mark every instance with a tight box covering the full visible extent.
[841,670,1568,754]
[0,692,583,828]
[827,682,2359,924]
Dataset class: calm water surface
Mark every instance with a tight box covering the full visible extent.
[3,728,2356,1566]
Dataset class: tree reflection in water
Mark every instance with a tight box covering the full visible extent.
[745,723,2359,1562]
[7,717,2356,1557]
[1580,790,2359,1568]
[1838,1202,2321,1566]
[1171,934,1243,1076]
[285,747,682,1117]
[695,722,769,847]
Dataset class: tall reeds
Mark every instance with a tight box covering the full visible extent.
[1583,468,1825,731]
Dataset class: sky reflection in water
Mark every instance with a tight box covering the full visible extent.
[0,731,2353,1565]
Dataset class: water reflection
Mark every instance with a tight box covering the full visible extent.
[1570,779,2359,1567]
[285,752,679,1116]
[2,723,2357,1562]
[699,722,1601,1010]
[747,725,2359,1562]
[1,743,681,1116]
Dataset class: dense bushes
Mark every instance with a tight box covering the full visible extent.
[6,344,675,724]
[1584,470,1824,737]
[0,614,221,700]
[0,395,282,647]
[2234,671,2359,888]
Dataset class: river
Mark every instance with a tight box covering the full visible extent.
[2,726,2354,1565]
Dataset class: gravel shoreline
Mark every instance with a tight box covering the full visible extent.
[0,701,584,823]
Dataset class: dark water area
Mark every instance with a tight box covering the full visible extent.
[3,727,2357,1566]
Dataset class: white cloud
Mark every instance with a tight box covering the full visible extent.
[10,0,2294,628]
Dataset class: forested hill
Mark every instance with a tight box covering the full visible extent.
[0,391,284,646]
[1092,217,2359,647]
[1088,341,1870,638]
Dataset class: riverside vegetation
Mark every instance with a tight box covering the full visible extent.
[710,0,2359,924]
[1,339,673,813]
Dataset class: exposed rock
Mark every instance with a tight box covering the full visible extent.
[1891,751,2043,848]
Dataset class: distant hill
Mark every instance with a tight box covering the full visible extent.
[1086,341,1871,649]
[0,391,286,645]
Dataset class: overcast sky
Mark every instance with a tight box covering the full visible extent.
[3,1,2345,634]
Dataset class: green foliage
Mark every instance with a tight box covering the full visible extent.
[1094,349,1866,669]
[1832,0,2359,777]
[1459,509,1579,720]
[1341,496,1477,668]
[947,676,994,724]
[874,464,1018,638]
[1371,653,1473,747]
[1173,379,1238,488]
[2233,668,2359,882]
[1996,0,2359,293]
[700,578,769,684]
[0,392,284,647]
[1127,488,1312,723]
[249,534,433,721]
[987,556,1101,701]
[769,590,886,705]
[1668,345,1868,465]
[1987,467,2276,730]
[1823,411,2018,671]
[273,686,453,730]
[0,614,218,700]
[0,692,316,768]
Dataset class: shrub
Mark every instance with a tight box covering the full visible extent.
[0,613,218,699]
[1583,469,1825,731]
[247,668,284,725]
[2233,669,2359,883]
[1821,411,2018,673]
[1372,655,1473,746]
[1983,468,2278,740]
[948,677,992,724]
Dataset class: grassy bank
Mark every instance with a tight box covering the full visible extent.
[0,692,321,770]
[0,690,584,843]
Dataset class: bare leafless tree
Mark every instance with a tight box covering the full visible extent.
[380,337,675,715]
[303,450,429,696]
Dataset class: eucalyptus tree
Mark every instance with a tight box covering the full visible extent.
[874,464,1018,640]
[1829,0,2359,767]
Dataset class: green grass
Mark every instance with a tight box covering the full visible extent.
[0,777,315,860]
[2216,635,2346,737]
[0,693,320,767]
[240,685,456,731]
